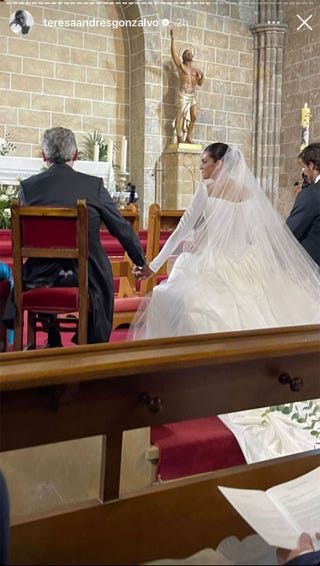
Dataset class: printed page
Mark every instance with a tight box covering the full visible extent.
[268,466,320,551]
[218,486,299,549]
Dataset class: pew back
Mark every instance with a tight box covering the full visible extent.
[1,325,320,563]
[1,325,319,501]
[9,451,320,564]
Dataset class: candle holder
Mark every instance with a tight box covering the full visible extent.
[118,172,130,209]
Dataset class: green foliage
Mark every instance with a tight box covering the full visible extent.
[260,400,320,444]
[78,131,109,162]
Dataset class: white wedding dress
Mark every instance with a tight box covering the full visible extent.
[134,188,319,340]
[131,147,320,464]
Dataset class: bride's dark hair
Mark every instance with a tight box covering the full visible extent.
[204,142,228,162]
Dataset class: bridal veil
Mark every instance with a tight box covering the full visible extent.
[131,145,320,339]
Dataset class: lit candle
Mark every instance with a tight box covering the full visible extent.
[93,142,99,162]
[120,137,127,172]
[107,140,113,163]
[300,102,311,151]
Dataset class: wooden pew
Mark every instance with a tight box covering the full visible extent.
[1,325,319,498]
[9,450,320,565]
[1,325,320,563]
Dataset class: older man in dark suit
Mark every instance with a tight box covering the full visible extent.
[18,126,150,347]
[286,142,320,266]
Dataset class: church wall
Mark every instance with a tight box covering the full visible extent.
[0,0,255,223]
[279,2,320,218]
[158,1,255,166]
[0,1,129,171]
[3,1,316,222]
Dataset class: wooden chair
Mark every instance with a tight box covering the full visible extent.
[11,198,89,350]
[140,203,184,295]
[102,204,140,299]
[110,204,145,330]
[111,204,184,330]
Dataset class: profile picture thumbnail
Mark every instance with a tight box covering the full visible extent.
[9,10,34,36]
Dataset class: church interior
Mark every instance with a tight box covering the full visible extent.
[0,0,320,564]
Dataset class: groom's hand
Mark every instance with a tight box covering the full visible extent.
[132,264,154,280]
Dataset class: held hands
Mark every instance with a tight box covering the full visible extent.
[277,532,320,564]
[132,264,154,280]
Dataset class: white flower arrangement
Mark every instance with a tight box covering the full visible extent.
[0,133,16,157]
[0,184,19,229]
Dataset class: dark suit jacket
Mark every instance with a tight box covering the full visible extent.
[286,179,320,266]
[286,550,320,565]
[19,163,146,343]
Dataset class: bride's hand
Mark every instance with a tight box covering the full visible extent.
[132,264,154,280]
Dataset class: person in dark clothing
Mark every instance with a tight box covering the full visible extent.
[0,471,9,566]
[277,531,320,565]
[16,126,150,347]
[286,143,320,266]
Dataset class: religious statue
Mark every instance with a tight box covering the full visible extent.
[170,29,204,144]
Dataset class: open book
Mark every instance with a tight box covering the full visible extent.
[218,465,320,550]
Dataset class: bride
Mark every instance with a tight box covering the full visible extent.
[133,143,320,339]
[131,143,320,464]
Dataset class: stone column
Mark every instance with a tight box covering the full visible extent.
[251,0,287,206]
[161,143,202,209]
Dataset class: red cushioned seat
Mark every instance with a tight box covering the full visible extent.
[0,242,12,256]
[151,417,246,481]
[114,296,142,313]
[113,296,149,329]
[103,242,125,255]
[0,230,11,240]
[21,287,88,312]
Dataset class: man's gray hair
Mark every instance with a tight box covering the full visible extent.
[42,127,77,163]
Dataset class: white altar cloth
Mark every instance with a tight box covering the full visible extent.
[0,156,115,193]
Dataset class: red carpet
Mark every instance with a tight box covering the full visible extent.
[6,316,129,350]
[151,416,246,481]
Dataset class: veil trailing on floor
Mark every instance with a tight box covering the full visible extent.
[130,146,320,340]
